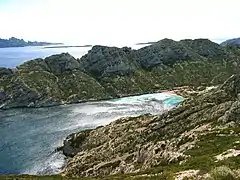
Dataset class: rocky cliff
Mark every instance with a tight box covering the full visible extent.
[1,38,240,109]
[60,74,240,179]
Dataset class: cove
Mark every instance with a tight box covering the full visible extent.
[0,92,184,175]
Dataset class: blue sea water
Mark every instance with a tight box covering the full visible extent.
[0,46,92,68]
[0,93,184,175]
[0,44,147,68]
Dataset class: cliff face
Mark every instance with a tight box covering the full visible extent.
[0,38,240,109]
[60,75,240,179]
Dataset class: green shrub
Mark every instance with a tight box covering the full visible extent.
[210,166,237,180]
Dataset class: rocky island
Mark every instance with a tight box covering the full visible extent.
[0,37,62,48]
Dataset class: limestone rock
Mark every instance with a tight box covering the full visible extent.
[180,38,231,59]
[80,45,138,77]
[135,38,203,69]
[60,75,240,177]
[45,53,81,75]
[0,53,110,109]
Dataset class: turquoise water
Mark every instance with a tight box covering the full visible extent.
[0,93,184,175]
[107,92,184,109]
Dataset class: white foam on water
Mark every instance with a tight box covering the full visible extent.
[71,105,113,115]
[24,152,65,175]
[106,92,173,105]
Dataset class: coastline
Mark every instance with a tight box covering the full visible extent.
[0,86,194,110]
[0,43,63,49]
[44,45,92,49]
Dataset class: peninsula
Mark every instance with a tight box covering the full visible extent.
[0,37,62,48]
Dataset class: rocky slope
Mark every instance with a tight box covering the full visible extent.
[0,53,110,109]
[59,74,240,179]
[1,38,240,109]
[221,37,240,47]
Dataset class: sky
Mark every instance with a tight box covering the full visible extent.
[0,0,240,46]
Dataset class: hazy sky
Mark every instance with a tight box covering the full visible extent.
[0,0,239,46]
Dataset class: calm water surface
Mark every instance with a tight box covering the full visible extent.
[0,46,91,68]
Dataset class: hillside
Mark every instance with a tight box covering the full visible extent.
[0,38,240,109]
[221,37,240,47]
[0,37,62,48]
[56,74,240,179]
[2,77,240,180]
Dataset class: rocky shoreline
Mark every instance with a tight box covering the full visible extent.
[0,85,190,110]
[57,74,240,179]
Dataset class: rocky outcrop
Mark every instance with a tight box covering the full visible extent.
[44,53,82,75]
[180,38,231,59]
[60,75,240,177]
[1,38,240,109]
[0,53,110,109]
[18,53,83,74]
[135,38,204,68]
[80,46,138,77]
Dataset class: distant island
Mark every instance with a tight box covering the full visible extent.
[136,41,156,45]
[44,45,92,49]
[0,37,62,48]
